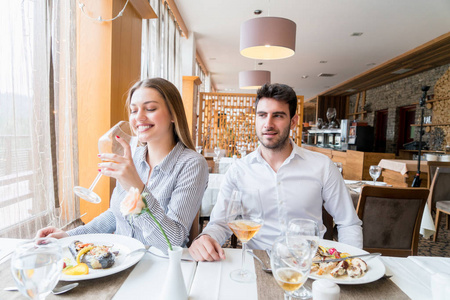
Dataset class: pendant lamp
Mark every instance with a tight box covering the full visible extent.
[239,70,271,89]
[240,17,296,60]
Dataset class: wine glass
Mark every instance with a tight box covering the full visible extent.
[11,238,63,300]
[286,219,320,299]
[326,108,337,128]
[73,121,134,203]
[214,146,221,160]
[226,188,264,282]
[369,165,382,186]
[334,162,343,174]
[271,236,312,300]
[195,146,203,154]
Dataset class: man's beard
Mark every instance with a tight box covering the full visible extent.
[257,126,291,151]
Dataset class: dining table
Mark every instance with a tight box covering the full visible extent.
[1,237,447,300]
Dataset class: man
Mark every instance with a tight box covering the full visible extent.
[189,83,362,261]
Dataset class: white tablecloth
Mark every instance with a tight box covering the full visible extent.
[201,173,224,217]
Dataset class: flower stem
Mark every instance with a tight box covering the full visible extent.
[145,208,173,251]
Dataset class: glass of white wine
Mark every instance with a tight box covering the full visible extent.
[271,236,312,300]
[11,238,63,300]
[369,165,382,186]
[73,121,134,203]
[226,188,264,282]
[287,219,320,299]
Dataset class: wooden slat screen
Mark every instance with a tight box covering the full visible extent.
[197,92,304,157]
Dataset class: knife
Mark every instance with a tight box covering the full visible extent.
[312,252,381,264]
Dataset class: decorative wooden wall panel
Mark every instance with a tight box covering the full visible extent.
[198,92,304,157]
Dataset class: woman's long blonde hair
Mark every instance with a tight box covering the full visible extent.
[125,78,195,151]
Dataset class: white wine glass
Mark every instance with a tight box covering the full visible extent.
[287,219,320,299]
[11,238,63,300]
[369,165,382,186]
[73,121,134,203]
[271,236,312,300]
[226,188,264,283]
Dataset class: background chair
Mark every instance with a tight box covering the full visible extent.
[356,186,429,257]
[430,167,450,241]
[426,161,450,189]
[187,209,201,247]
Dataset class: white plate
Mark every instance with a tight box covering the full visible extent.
[59,234,145,281]
[309,239,385,285]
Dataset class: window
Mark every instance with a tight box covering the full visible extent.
[0,1,78,238]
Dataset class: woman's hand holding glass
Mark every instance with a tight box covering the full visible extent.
[271,236,312,300]
[73,121,137,203]
[98,135,143,193]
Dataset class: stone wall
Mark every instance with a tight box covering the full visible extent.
[348,64,450,153]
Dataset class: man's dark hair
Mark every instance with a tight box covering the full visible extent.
[255,83,297,119]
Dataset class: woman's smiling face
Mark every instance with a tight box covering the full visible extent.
[129,87,174,145]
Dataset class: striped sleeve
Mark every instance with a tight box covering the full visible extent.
[132,154,208,253]
[67,209,117,235]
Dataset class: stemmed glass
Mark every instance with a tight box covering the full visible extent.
[326,108,337,128]
[11,238,63,300]
[195,146,203,154]
[369,165,382,186]
[73,121,134,203]
[286,219,320,299]
[271,236,312,300]
[214,146,221,161]
[226,188,264,282]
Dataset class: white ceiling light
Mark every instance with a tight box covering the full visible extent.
[239,70,271,89]
[240,17,296,60]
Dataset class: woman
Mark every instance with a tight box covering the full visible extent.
[37,78,209,251]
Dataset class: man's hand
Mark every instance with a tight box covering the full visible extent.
[35,226,69,239]
[188,235,226,262]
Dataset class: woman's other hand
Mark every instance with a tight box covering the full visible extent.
[36,226,69,239]
[98,136,144,192]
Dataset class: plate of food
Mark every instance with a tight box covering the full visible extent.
[59,234,145,281]
[309,239,385,284]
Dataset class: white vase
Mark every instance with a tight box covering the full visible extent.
[159,246,188,300]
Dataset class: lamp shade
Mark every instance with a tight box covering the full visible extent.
[239,70,271,89]
[240,17,296,60]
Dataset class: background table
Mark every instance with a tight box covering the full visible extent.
[378,159,428,187]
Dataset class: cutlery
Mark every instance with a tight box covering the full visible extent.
[125,248,194,262]
[4,282,79,295]
[147,250,195,262]
[246,250,272,273]
[312,252,381,264]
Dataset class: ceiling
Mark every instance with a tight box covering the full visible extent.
[174,0,450,101]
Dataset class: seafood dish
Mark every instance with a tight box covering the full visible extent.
[68,240,117,269]
[311,245,367,279]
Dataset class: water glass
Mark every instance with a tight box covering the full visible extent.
[11,238,63,300]
[271,236,311,300]
[333,162,343,174]
[369,165,382,185]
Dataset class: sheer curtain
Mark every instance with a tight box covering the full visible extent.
[141,0,182,90]
[0,0,79,238]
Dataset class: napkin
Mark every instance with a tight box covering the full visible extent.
[188,249,258,300]
[380,257,431,300]
[408,256,450,276]
[419,203,436,239]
